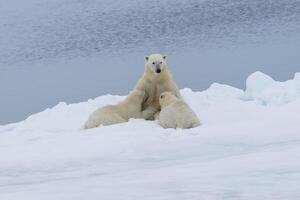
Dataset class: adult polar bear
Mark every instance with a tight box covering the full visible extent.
[84,54,180,128]
[135,54,181,120]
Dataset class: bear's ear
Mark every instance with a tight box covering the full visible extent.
[162,55,167,60]
[145,56,149,61]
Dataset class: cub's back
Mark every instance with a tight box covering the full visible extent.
[159,101,200,129]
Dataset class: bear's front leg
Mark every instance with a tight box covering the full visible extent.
[153,111,160,120]
[142,105,159,120]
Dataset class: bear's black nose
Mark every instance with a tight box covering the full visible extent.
[156,69,161,73]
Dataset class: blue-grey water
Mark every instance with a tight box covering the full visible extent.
[1,0,300,125]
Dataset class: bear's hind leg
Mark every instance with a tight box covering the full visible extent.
[100,113,127,126]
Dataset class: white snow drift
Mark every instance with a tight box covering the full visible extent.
[244,71,300,105]
[0,71,300,200]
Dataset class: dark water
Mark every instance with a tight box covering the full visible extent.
[1,0,300,124]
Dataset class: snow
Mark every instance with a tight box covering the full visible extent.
[244,71,300,105]
[1,71,300,200]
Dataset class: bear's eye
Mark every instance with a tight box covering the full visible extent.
[160,95,164,99]
[152,62,155,65]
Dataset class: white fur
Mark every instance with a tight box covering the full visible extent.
[134,54,181,120]
[84,90,145,129]
[158,92,200,129]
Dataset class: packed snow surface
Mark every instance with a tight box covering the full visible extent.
[1,72,300,199]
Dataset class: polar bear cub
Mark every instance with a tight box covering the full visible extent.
[158,92,200,129]
[84,90,145,129]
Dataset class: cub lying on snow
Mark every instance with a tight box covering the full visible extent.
[158,92,200,129]
[84,90,145,129]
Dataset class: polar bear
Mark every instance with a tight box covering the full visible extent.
[134,54,181,120]
[84,90,145,129]
[158,91,200,129]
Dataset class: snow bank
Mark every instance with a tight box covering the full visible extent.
[244,71,300,105]
[13,95,124,132]
[5,71,299,133]
[0,72,300,200]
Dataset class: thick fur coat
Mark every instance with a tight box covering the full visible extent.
[84,90,145,129]
[134,54,181,119]
[158,92,200,129]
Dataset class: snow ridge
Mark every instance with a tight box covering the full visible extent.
[244,71,300,105]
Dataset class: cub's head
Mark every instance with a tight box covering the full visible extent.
[159,91,178,108]
[145,54,167,74]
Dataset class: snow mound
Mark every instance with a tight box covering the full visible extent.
[0,72,300,200]
[294,72,300,92]
[4,71,300,133]
[244,71,300,105]
[14,94,125,132]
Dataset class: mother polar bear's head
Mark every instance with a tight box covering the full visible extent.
[145,54,167,74]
